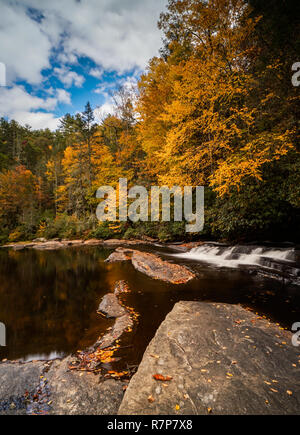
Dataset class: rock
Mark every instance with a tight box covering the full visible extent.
[105,248,195,284]
[167,241,205,252]
[105,251,131,263]
[47,357,124,415]
[32,241,65,250]
[140,236,159,242]
[131,250,195,284]
[119,302,300,415]
[84,239,104,246]
[103,239,150,246]
[103,239,131,246]
[62,240,84,246]
[0,357,124,415]
[96,314,133,350]
[0,361,45,415]
[114,280,130,295]
[98,293,127,318]
[32,238,47,243]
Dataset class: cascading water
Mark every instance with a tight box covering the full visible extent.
[171,244,300,283]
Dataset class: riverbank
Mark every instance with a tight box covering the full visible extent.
[1,300,299,415]
[0,239,299,414]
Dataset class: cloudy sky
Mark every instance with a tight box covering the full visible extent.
[0,0,167,130]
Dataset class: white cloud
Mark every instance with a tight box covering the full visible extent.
[0,3,52,84]
[12,111,61,130]
[0,0,166,83]
[0,86,69,130]
[94,102,115,122]
[53,66,85,88]
[0,0,167,129]
[55,88,71,105]
[89,68,104,80]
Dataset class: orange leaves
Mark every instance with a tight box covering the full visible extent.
[0,165,40,219]
[153,374,173,382]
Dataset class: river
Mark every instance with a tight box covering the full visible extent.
[0,243,299,372]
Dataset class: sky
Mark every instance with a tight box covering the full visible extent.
[0,0,167,130]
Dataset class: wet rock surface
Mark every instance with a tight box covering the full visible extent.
[119,301,300,415]
[130,250,195,284]
[93,282,134,350]
[105,250,131,263]
[107,248,195,284]
[98,293,127,318]
[95,315,134,351]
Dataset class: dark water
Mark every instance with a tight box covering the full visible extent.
[0,245,300,369]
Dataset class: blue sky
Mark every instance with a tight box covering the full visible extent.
[0,0,167,130]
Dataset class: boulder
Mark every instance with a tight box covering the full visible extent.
[119,301,300,415]
[105,251,131,263]
[47,357,124,415]
[131,250,195,284]
[0,361,45,415]
[96,314,133,350]
[105,248,195,284]
[98,293,127,318]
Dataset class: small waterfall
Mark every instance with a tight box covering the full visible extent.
[171,244,300,279]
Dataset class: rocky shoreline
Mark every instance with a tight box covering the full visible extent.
[1,300,299,415]
[0,279,134,415]
[1,240,299,415]
[1,238,159,251]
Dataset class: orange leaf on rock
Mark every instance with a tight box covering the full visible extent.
[153,374,173,381]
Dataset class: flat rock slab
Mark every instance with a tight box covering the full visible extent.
[131,250,195,284]
[108,248,195,284]
[119,302,300,415]
[46,357,124,415]
[0,358,124,415]
[0,361,45,415]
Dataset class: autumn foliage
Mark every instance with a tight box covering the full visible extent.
[0,0,299,243]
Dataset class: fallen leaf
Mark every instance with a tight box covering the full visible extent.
[148,395,155,403]
[150,354,160,359]
[153,374,173,382]
[287,390,293,396]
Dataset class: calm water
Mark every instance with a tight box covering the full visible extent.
[0,245,300,368]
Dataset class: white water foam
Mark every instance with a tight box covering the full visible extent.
[171,245,296,269]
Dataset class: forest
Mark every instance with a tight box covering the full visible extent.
[0,0,299,245]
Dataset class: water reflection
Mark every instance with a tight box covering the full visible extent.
[0,245,300,369]
[0,246,114,361]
